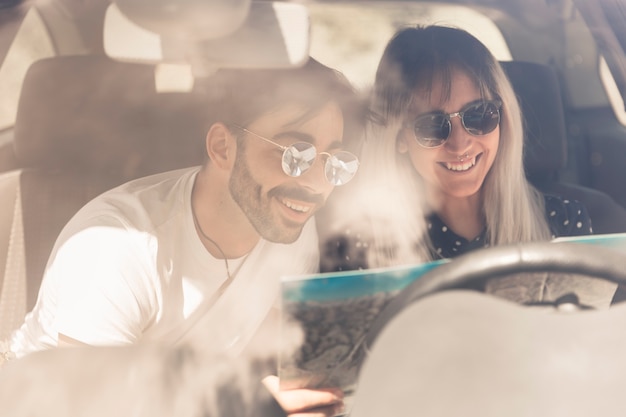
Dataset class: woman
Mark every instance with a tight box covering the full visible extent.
[319,25,592,271]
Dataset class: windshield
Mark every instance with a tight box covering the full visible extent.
[1,1,626,416]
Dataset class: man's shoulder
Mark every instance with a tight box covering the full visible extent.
[109,167,200,198]
[66,167,200,234]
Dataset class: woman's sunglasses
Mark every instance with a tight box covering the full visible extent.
[231,125,359,186]
[407,99,502,148]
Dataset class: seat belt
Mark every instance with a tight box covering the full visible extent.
[0,170,26,342]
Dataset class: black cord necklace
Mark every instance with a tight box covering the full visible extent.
[172,204,254,345]
[191,205,233,279]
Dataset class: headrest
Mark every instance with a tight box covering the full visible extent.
[14,55,209,179]
[500,61,568,182]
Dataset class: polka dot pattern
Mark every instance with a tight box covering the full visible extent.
[319,195,594,272]
[427,194,593,259]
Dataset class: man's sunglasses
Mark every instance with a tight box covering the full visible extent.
[407,99,502,148]
[231,125,359,186]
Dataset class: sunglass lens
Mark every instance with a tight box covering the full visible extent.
[282,143,317,177]
[413,113,449,147]
[462,101,501,135]
[325,151,359,186]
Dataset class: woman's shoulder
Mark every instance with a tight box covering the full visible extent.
[543,194,593,238]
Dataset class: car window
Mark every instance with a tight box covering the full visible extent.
[600,57,626,126]
[569,0,626,127]
[308,2,512,90]
[0,8,54,131]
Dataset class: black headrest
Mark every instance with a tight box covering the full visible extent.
[13,55,209,179]
[500,61,568,182]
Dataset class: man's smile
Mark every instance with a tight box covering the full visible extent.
[282,198,313,213]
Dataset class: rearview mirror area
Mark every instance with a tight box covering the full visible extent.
[104,1,310,77]
[113,0,252,41]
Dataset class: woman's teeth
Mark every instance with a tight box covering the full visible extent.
[445,158,476,172]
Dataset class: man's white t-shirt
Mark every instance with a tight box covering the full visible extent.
[9,167,319,357]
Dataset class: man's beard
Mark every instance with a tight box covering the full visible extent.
[228,151,323,244]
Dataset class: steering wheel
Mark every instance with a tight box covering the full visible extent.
[364,240,626,350]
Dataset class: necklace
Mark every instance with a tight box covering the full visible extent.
[191,206,232,281]
[191,205,233,279]
[174,205,254,345]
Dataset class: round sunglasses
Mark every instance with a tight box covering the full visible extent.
[231,125,359,186]
[407,99,502,148]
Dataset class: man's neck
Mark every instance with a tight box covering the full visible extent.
[191,166,260,259]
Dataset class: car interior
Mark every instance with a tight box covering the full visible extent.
[1,0,626,414]
[352,243,626,416]
[0,0,310,340]
[5,54,211,322]
[501,60,626,235]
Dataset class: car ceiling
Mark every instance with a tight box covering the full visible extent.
[0,0,581,51]
[0,0,622,109]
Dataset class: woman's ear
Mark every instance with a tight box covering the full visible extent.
[396,134,409,154]
[205,123,236,170]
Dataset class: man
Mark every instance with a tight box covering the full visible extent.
[5,58,363,416]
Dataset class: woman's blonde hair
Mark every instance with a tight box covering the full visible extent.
[358,25,551,265]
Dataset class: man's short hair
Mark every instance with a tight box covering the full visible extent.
[198,58,365,153]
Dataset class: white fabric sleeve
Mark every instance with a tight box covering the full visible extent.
[51,222,158,346]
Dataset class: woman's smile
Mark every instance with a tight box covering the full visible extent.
[439,153,482,172]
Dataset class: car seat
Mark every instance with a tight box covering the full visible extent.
[0,55,210,339]
[501,60,626,234]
